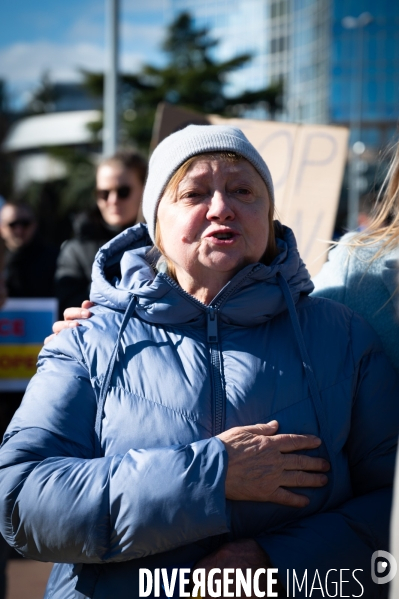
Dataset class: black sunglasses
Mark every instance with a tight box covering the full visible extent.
[96,185,132,201]
[7,218,33,229]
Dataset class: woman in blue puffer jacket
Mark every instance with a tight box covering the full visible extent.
[0,125,398,599]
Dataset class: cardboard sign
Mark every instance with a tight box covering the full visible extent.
[0,298,58,391]
[152,103,349,276]
[150,103,209,152]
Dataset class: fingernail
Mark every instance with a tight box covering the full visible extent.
[322,461,330,471]
[269,420,278,426]
[68,321,79,327]
[320,475,328,484]
[80,310,90,317]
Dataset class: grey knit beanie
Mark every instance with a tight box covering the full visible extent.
[142,124,274,242]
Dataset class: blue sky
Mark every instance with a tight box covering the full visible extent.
[0,0,171,108]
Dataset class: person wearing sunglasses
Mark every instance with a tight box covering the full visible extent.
[0,201,59,599]
[0,201,58,424]
[55,150,147,317]
[0,201,58,299]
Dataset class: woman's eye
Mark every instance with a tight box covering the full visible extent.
[234,188,251,195]
[182,191,204,200]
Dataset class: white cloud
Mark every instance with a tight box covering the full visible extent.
[0,41,105,84]
[0,39,148,86]
[0,3,167,107]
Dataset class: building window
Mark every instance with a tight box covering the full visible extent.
[271,36,289,53]
[271,0,287,19]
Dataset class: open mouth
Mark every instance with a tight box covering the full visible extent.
[212,232,234,240]
[205,229,239,244]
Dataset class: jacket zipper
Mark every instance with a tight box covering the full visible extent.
[207,307,225,436]
[159,271,259,436]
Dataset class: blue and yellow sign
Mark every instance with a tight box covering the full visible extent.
[0,298,58,390]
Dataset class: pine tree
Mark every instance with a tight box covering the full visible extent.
[83,12,283,151]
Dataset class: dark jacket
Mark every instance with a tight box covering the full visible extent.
[4,234,58,298]
[0,223,398,599]
[55,208,135,315]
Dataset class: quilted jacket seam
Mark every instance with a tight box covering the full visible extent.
[109,385,201,424]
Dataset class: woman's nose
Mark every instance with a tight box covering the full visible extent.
[107,191,119,205]
[206,191,235,220]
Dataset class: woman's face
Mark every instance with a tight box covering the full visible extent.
[157,157,270,288]
[96,163,143,227]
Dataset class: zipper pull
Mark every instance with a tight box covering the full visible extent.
[207,307,218,343]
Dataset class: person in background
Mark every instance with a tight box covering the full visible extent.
[0,200,58,433]
[0,202,58,299]
[55,150,147,316]
[314,144,399,597]
[312,141,399,374]
[0,202,58,599]
[0,200,59,449]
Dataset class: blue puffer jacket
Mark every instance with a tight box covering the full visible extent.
[0,223,398,599]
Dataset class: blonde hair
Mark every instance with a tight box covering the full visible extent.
[153,152,277,278]
[349,142,399,261]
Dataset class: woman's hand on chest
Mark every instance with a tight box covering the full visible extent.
[218,420,330,507]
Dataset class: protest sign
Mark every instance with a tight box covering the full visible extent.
[150,103,208,152]
[0,298,57,390]
[152,103,349,276]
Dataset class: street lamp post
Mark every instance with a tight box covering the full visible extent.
[342,12,373,230]
[103,0,119,157]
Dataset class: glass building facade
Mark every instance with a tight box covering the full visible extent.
[168,0,399,150]
[331,0,399,149]
[288,0,330,124]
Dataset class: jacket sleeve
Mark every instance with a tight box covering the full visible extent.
[257,313,399,598]
[0,329,229,564]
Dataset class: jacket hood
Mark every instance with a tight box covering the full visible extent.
[90,222,314,327]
